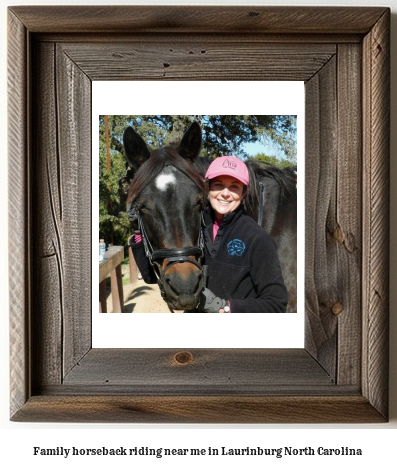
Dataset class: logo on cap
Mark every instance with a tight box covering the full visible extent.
[222,159,237,170]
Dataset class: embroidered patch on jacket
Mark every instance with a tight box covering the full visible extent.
[227,239,246,256]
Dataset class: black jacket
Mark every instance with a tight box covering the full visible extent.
[203,205,288,313]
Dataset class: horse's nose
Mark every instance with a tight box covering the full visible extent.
[163,266,203,310]
[164,268,203,296]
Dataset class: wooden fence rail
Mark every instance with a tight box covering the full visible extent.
[99,246,124,313]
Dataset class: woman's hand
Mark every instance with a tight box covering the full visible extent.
[199,288,227,313]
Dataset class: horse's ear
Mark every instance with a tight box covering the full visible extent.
[123,126,150,170]
[177,122,202,162]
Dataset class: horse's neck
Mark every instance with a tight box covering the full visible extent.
[253,177,279,234]
[194,157,211,177]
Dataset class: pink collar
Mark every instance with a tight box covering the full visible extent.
[213,218,223,241]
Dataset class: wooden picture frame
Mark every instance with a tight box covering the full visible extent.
[8,6,390,423]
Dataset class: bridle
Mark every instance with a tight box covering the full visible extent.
[131,205,204,312]
[257,181,265,226]
[128,166,206,312]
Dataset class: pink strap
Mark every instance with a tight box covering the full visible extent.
[134,233,142,243]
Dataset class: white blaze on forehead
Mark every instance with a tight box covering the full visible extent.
[155,173,176,191]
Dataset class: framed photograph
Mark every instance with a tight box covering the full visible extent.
[93,87,304,348]
[8,6,390,423]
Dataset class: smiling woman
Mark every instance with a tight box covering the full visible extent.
[207,156,248,216]
[201,156,288,313]
[209,175,245,218]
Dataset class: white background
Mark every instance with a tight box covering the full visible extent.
[1,0,396,469]
[92,81,305,348]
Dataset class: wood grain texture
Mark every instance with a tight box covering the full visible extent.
[305,44,363,385]
[9,6,387,34]
[335,44,362,386]
[59,42,336,82]
[304,57,338,377]
[8,10,30,419]
[8,6,390,423]
[31,41,92,386]
[56,44,92,377]
[11,396,385,424]
[362,9,390,419]
[62,349,333,390]
[32,42,63,388]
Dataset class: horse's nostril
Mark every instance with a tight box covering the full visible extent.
[164,276,177,294]
[164,270,203,296]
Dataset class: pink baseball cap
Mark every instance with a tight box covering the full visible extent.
[205,156,249,186]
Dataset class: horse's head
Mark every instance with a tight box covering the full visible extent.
[123,122,206,311]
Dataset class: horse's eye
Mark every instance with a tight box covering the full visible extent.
[137,202,149,213]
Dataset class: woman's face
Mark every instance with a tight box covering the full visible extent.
[209,175,246,219]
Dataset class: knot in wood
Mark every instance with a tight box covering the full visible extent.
[174,351,194,365]
[333,225,344,244]
[331,302,344,316]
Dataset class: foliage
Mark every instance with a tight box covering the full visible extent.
[99,121,131,245]
[100,115,296,159]
[247,153,295,168]
[98,115,297,246]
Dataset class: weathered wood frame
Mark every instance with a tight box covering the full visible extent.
[8,6,390,423]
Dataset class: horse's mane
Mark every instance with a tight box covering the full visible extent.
[247,161,297,198]
[128,147,207,203]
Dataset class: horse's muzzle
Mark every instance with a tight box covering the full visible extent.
[162,264,204,310]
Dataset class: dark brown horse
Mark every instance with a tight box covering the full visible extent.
[123,122,206,311]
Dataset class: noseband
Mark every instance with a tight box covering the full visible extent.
[136,204,203,277]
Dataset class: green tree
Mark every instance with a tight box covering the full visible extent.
[101,115,296,159]
[99,119,131,246]
[247,153,295,169]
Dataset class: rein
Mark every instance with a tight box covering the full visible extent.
[257,181,265,226]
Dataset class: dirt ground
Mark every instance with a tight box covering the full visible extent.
[104,264,173,313]
[123,278,171,313]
